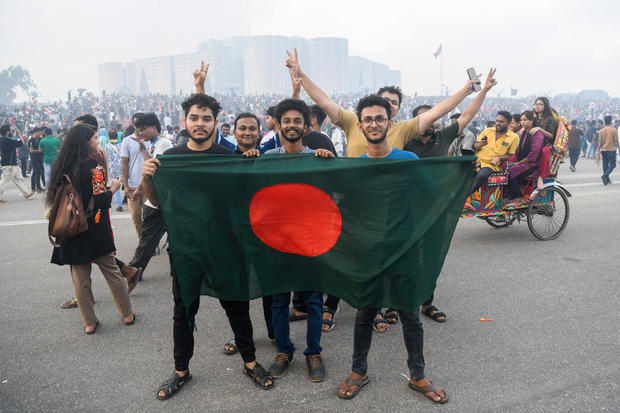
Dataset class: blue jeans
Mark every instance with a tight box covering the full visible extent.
[271,291,323,356]
[602,151,617,178]
[43,163,53,186]
[114,189,123,208]
[352,308,425,381]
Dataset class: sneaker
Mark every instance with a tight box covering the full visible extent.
[306,354,326,382]
[25,191,36,200]
[602,175,608,185]
[269,352,294,379]
[116,206,123,212]
[569,166,575,172]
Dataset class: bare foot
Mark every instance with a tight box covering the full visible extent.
[124,310,136,324]
[537,177,544,190]
[338,372,367,398]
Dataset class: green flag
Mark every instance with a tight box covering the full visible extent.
[153,154,474,312]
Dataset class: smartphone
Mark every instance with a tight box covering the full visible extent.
[467,67,482,92]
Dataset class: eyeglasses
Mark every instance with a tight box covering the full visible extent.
[361,117,388,127]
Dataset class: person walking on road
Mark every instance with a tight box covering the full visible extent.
[0,124,36,203]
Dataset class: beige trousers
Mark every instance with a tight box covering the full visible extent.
[71,253,133,327]
[127,190,144,236]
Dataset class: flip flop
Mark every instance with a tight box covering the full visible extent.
[337,376,370,400]
[408,381,448,404]
[223,339,238,355]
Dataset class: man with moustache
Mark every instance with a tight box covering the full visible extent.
[469,111,519,195]
[145,67,276,399]
[336,95,447,404]
[243,98,334,383]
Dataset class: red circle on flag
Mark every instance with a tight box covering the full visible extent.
[249,183,342,257]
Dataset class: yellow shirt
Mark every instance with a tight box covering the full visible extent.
[336,107,420,157]
[475,127,519,171]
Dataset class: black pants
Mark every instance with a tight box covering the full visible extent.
[31,159,44,190]
[324,294,340,312]
[129,205,166,273]
[568,148,580,168]
[171,253,200,372]
[262,295,274,339]
[507,167,537,198]
[219,299,256,364]
[19,158,28,177]
[469,167,494,195]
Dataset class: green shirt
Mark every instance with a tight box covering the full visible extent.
[39,136,62,164]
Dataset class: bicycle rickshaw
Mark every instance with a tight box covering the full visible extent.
[460,117,572,241]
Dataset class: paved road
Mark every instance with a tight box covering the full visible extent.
[1,158,618,412]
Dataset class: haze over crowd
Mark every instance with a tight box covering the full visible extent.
[2,0,619,102]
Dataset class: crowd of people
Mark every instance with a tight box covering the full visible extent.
[0,54,618,405]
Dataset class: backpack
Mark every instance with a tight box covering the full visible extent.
[48,174,94,247]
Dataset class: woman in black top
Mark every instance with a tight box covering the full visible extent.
[531,97,559,189]
[46,125,135,334]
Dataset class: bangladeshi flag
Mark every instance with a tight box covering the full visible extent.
[153,154,474,313]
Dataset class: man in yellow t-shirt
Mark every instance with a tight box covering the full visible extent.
[469,111,519,194]
[284,49,482,158]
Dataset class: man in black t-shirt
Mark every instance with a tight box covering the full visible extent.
[401,69,497,326]
[28,128,45,191]
[143,90,274,399]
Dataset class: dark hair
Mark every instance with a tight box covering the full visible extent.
[486,121,496,128]
[45,125,99,206]
[221,123,231,129]
[597,119,603,125]
[512,114,521,123]
[604,115,612,125]
[234,113,260,130]
[377,86,403,106]
[571,120,578,126]
[275,99,310,126]
[521,110,535,121]
[450,113,461,120]
[74,114,98,129]
[356,95,392,121]
[0,124,10,135]
[132,112,145,125]
[124,125,135,137]
[134,112,161,133]
[43,127,53,136]
[497,111,512,122]
[310,104,326,127]
[412,104,432,118]
[109,130,118,140]
[266,106,276,117]
[181,93,222,119]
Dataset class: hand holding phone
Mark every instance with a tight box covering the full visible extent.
[467,67,482,92]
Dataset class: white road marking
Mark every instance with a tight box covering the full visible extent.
[0,214,131,227]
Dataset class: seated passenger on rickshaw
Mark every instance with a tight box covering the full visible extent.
[468,111,519,195]
[504,110,545,207]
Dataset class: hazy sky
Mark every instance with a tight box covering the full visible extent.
[2,0,619,101]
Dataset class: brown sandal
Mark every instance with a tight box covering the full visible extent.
[409,381,448,404]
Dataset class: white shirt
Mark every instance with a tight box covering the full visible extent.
[144,136,173,209]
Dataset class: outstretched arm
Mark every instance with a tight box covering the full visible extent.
[286,48,339,122]
[418,75,480,132]
[290,66,302,99]
[457,68,497,135]
[193,61,210,94]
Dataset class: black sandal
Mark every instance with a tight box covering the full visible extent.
[223,339,238,355]
[244,363,274,390]
[384,310,399,324]
[322,307,336,332]
[422,305,446,322]
[372,313,389,333]
[156,371,192,400]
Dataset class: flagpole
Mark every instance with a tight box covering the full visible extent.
[440,50,443,96]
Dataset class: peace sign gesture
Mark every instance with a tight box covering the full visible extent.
[193,60,210,94]
[285,48,304,80]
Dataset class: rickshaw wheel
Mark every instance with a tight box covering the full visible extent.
[526,186,569,240]
[485,214,516,228]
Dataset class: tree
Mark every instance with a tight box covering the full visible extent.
[0,65,36,105]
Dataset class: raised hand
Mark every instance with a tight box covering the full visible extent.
[285,48,304,80]
[193,61,210,93]
[483,68,497,91]
[463,72,482,95]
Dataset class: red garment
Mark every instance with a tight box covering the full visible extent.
[537,146,551,179]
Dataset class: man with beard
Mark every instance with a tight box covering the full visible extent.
[144,88,275,399]
[469,111,519,194]
[243,98,334,383]
[337,95,447,404]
